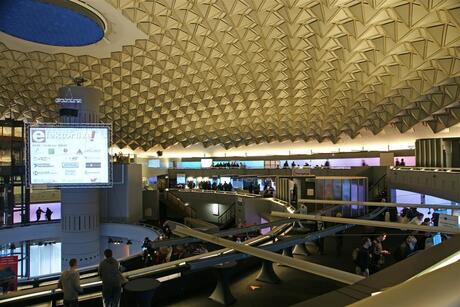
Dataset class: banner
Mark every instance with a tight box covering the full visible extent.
[0,255,18,294]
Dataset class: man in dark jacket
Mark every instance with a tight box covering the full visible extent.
[98,249,125,307]
[355,237,372,277]
[58,258,83,307]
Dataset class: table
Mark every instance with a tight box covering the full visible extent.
[123,278,160,307]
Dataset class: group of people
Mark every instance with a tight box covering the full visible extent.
[353,234,390,277]
[35,207,53,222]
[59,249,126,307]
[141,236,208,266]
[395,158,406,166]
[211,162,244,168]
[354,230,436,277]
[283,160,330,168]
[398,207,433,226]
[186,180,233,191]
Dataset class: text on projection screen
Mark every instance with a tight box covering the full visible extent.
[29,127,109,185]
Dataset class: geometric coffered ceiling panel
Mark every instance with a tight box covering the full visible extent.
[1,0,460,150]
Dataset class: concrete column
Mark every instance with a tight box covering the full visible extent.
[256,260,281,284]
[58,85,102,270]
[282,246,293,258]
[61,189,100,269]
[292,243,309,256]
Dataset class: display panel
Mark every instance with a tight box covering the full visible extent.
[148,159,160,168]
[176,174,186,185]
[201,158,213,168]
[28,124,112,187]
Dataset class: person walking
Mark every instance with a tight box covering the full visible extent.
[35,207,44,222]
[58,258,83,307]
[98,249,126,307]
[45,208,53,221]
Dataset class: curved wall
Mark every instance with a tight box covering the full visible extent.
[0,222,158,246]
[0,223,60,245]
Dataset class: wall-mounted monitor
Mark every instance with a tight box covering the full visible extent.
[148,159,161,168]
[27,123,112,188]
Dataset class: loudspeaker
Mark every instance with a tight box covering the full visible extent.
[157,151,163,157]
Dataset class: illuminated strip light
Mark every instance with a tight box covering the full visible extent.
[82,281,102,287]
[0,290,54,303]
[199,252,225,259]
[157,273,181,282]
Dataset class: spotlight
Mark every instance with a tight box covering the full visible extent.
[126,240,132,245]
[108,238,114,244]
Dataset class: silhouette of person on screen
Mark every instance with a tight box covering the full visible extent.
[45,208,53,221]
[36,207,44,222]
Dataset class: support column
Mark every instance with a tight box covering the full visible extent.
[209,262,237,305]
[282,246,293,258]
[61,189,100,269]
[292,243,309,256]
[256,260,280,284]
[58,84,102,270]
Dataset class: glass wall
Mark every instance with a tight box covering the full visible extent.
[315,177,367,217]
[29,243,61,277]
[173,156,416,169]
[393,189,458,218]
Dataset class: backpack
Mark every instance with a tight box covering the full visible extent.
[352,248,359,262]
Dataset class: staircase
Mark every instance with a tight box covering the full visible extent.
[369,173,387,201]
[218,202,236,229]
[166,191,197,219]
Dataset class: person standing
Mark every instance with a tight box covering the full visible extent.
[354,237,372,277]
[58,258,83,307]
[98,249,126,307]
[316,220,325,255]
[45,208,53,221]
[35,207,44,222]
[371,233,389,273]
[335,212,344,257]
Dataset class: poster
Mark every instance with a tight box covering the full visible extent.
[0,255,18,294]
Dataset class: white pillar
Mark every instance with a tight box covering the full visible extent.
[58,85,102,270]
[61,189,100,269]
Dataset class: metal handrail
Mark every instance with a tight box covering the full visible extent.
[217,203,235,225]
[368,173,386,198]
[0,219,60,229]
[390,166,460,173]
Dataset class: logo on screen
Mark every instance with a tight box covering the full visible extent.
[31,130,46,143]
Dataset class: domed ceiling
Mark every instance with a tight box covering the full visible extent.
[1,0,460,150]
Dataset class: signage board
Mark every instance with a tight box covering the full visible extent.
[28,124,112,188]
[0,256,18,294]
